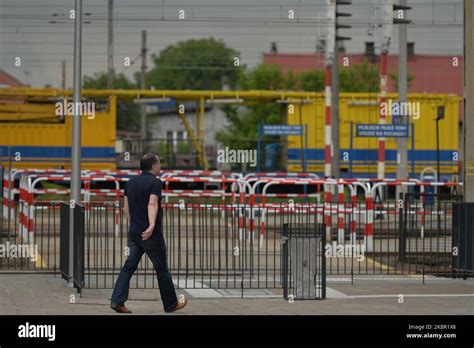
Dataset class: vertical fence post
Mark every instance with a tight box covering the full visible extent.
[321,222,326,300]
[59,202,70,281]
[74,203,85,295]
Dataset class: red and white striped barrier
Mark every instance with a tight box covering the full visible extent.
[364,192,374,252]
[6,169,464,251]
[17,174,129,242]
[337,183,345,244]
[257,179,335,248]
[244,172,319,180]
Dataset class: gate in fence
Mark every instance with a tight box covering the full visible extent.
[282,223,326,300]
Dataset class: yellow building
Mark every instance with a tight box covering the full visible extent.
[287,93,460,179]
[0,95,117,169]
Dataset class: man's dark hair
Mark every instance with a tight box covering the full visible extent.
[140,153,159,172]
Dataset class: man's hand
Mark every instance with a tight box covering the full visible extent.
[141,225,154,240]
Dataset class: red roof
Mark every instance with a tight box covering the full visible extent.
[263,53,463,96]
[0,69,25,87]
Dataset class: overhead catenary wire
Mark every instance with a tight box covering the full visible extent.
[0,0,463,87]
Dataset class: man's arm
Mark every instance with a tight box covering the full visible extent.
[123,196,130,222]
[141,194,158,240]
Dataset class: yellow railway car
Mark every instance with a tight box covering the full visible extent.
[0,88,461,179]
[287,93,460,180]
[0,95,117,170]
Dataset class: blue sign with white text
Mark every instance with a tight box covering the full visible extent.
[356,124,409,138]
[262,125,303,136]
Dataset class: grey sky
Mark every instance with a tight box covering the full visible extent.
[0,0,463,88]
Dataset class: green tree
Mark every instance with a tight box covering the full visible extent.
[83,72,140,131]
[238,63,284,90]
[298,70,325,91]
[216,64,284,150]
[389,71,415,90]
[339,59,380,92]
[296,59,380,93]
[215,59,388,151]
[145,38,242,90]
[285,70,298,90]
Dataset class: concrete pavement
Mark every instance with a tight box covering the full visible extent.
[0,274,472,315]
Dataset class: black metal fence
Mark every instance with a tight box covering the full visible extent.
[0,198,470,288]
[452,202,474,279]
[0,201,61,272]
[399,193,465,278]
[84,202,290,289]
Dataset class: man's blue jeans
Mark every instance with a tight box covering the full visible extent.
[111,232,178,312]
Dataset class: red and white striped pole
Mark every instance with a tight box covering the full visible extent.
[2,171,9,220]
[26,178,35,244]
[238,189,246,241]
[378,51,388,181]
[350,187,357,244]
[114,191,120,238]
[18,176,26,241]
[337,183,345,243]
[325,65,332,178]
[248,193,255,242]
[324,185,332,242]
[364,192,374,252]
[420,185,425,238]
[259,206,266,249]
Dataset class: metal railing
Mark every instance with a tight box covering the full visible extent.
[0,198,469,288]
[398,193,462,279]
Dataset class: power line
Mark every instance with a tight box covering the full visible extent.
[0,14,463,26]
[0,1,462,9]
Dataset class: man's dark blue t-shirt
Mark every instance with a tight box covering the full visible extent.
[124,172,163,237]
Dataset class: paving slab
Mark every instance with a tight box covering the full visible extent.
[0,274,472,315]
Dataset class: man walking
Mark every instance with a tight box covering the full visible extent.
[111,153,187,313]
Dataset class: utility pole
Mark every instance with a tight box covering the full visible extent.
[378,1,412,184]
[69,0,82,287]
[378,3,392,183]
[396,0,411,198]
[326,0,351,178]
[107,0,114,89]
[325,0,335,178]
[464,0,474,201]
[331,46,340,178]
[140,30,148,143]
[332,0,351,178]
[61,60,66,90]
